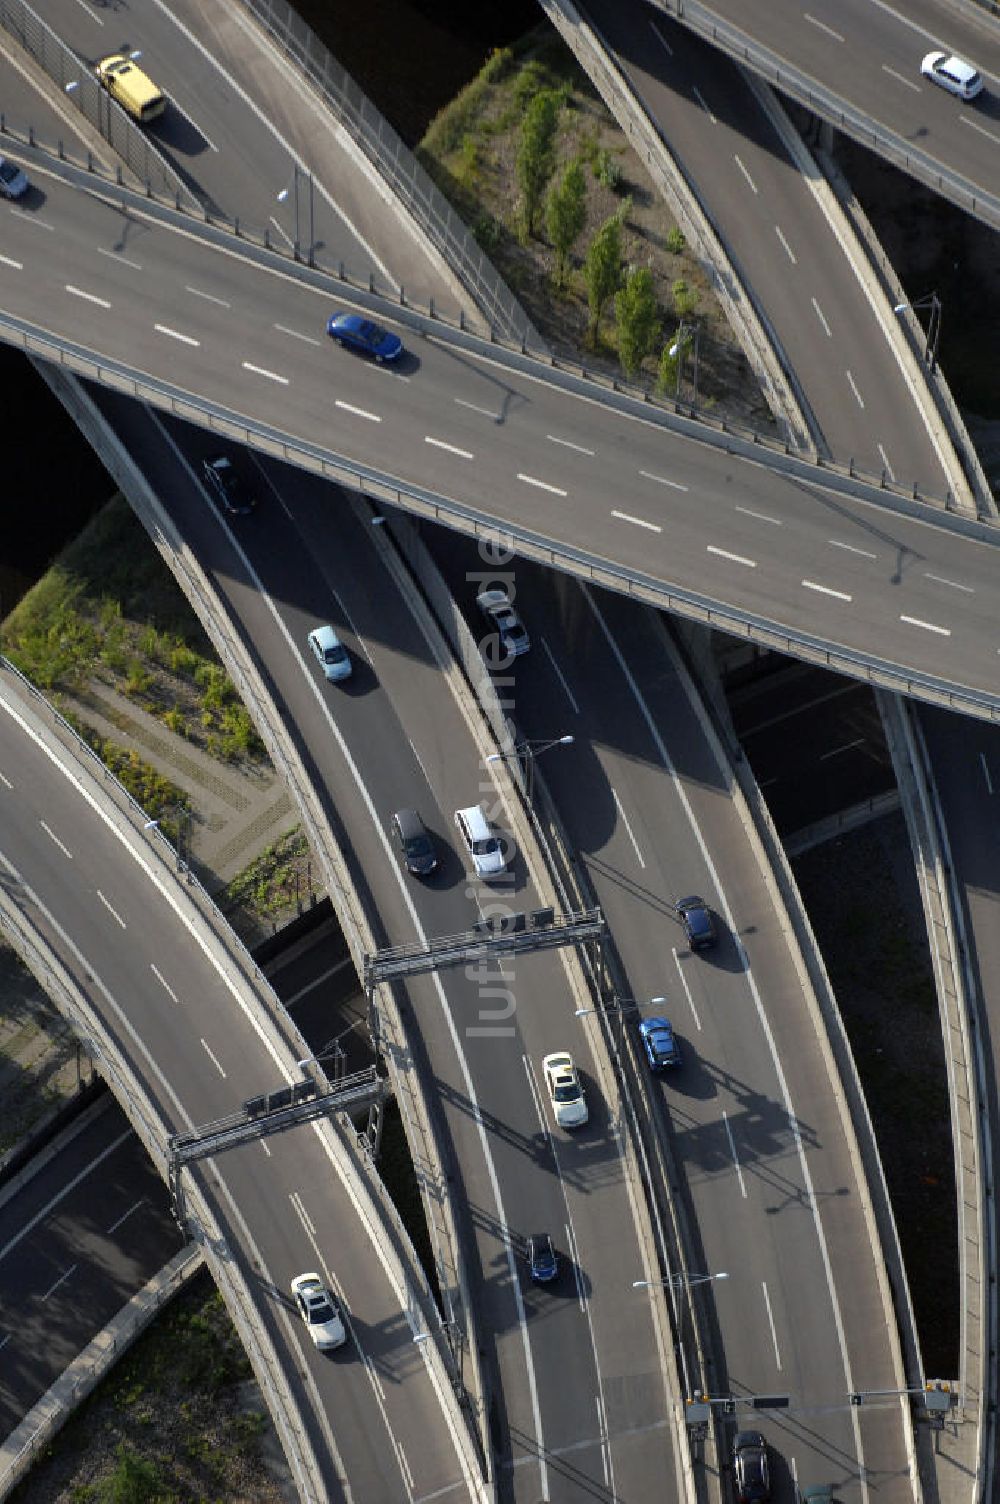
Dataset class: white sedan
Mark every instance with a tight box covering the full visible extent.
[542,1051,588,1129]
[920,51,983,100]
[291,1272,347,1350]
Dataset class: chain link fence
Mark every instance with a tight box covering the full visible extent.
[236,0,541,351]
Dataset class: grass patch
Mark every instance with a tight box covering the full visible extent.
[224,829,313,923]
[1,494,267,768]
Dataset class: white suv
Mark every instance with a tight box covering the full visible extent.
[454,804,505,879]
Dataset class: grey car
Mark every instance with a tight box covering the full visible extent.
[0,156,28,200]
[392,808,437,876]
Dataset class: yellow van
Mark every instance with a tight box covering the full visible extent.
[96,53,166,124]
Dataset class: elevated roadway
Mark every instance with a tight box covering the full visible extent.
[1,158,1000,718]
[644,0,1000,228]
[0,1094,183,1436]
[74,381,682,1502]
[0,665,480,1503]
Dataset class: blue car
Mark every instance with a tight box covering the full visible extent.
[0,155,29,200]
[326,311,402,363]
[527,1233,558,1283]
[638,1016,682,1072]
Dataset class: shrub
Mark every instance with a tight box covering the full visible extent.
[594,148,623,191]
[672,278,699,318]
[665,225,686,254]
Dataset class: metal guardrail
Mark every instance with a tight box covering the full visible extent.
[236,0,541,350]
[0,0,195,207]
[647,0,1000,230]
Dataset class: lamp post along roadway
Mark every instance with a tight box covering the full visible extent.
[487,733,574,804]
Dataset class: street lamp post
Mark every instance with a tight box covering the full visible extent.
[669,322,701,402]
[487,733,574,804]
[575,992,666,1039]
[277,163,315,264]
[893,292,942,373]
[633,1271,728,1290]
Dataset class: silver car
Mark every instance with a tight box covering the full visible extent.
[0,156,28,200]
[308,623,352,683]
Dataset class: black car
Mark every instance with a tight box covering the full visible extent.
[733,1430,770,1503]
[392,808,437,876]
[526,1233,558,1283]
[201,454,255,515]
[676,895,716,951]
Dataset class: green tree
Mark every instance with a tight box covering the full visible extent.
[672,277,698,318]
[516,89,560,238]
[615,267,660,376]
[584,211,624,347]
[546,158,587,290]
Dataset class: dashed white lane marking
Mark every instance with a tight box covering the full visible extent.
[774,225,796,263]
[734,155,757,193]
[0,1335,10,1353]
[707,544,756,568]
[672,948,701,1031]
[39,821,73,859]
[0,772,12,789]
[820,738,865,762]
[804,12,844,41]
[735,505,781,525]
[722,1111,747,1197]
[962,116,1000,146]
[96,890,126,929]
[11,209,52,229]
[649,18,673,55]
[242,361,289,385]
[150,963,179,1003]
[259,1139,271,1157]
[0,253,22,270]
[69,0,103,21]
[275,322,321,346]
[541,637,580,714]
[611,788,646,869]
[336,399,381,422]
[900,614,951,636]
[761,1280,783,1369]
[155,323,200,347]
[99,247,142,271]
[595,1391,611,1486]
[517,472,567,496]
[829,539,877,560]
[877,443,895,481]
[802,579,852,602]
[566,1221,586,1315]
[41,1264,78,1301]
[811,297,832,337]
[186,285,230,308]
[425,435,474,459]
[454,397,498,419]
[66,284,111,308]
[611,509,661,533]
[845,369,865,408]
[981,753,993,795]
[639,469,688,491]
[882,64,920,91]
[200,1038,227,1079]
[692,85,716,123]
[522,1054,550,1141]
[547,433,595,456]
[925,572,974,594]
[107,1197,145,1235]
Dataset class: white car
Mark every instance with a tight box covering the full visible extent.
[476,587,530,658]
[454,803,506,879]
[920,50,983,100]
[291,1272,347,1350]
[308,624,352,683]
[542,1051,588,1129]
